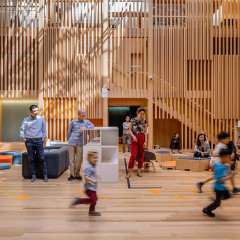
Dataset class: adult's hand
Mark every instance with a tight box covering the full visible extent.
[22,137,26,143]
[43,139,47,146]
[143,142,146,148]
[79,127,87,135]
[133,136,138,142]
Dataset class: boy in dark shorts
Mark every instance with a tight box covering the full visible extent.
[70,150,101,216]
[202,148,238,217]
[196,131,240,194]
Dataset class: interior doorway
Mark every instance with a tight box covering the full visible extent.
[108,106,140,137]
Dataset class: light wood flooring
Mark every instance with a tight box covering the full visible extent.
[1,148,240,239]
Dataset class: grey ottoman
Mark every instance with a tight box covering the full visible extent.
[44,146,69,169]
[22,147,68,178]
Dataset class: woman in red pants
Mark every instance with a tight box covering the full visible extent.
[126,107,148,178]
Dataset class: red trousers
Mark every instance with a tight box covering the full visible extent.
[76,189,97,211]
[128,134,145,169]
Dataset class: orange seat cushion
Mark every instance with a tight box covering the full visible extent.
[0,155,13,164]
[161,161,176,166]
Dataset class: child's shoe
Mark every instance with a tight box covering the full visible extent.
[89,211,101,216]
[202,207,215,217]
[70,198,79,208]
[232,187,240,194]
[196,182,203,193]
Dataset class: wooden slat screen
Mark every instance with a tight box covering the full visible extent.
[0,0,240,146]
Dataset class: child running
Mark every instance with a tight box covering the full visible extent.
[70,150,101,216]
[202,148,238,217]
[196,131,240,194]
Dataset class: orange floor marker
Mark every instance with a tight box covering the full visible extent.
[183,190,198,194]
[147,190,163,195]
[5,190,21,195]
[75,190,84,195]
[98,195,109,200]
[11,195,29,200]
[170,195,187,200]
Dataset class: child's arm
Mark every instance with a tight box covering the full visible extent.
[212,152,219,158]
[84,175,98,184]
[209,164,214,172]
[219,171,238,182]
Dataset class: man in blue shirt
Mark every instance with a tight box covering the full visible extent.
[67,109,94,181]
[202,148,238,217]
[20,105,48,182]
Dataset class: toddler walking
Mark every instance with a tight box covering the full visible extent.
[70,150,101,216]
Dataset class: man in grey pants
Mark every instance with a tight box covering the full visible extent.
[67,109,94,181]
[122,116,131,153]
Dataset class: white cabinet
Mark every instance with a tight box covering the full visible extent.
[83,127,119,182]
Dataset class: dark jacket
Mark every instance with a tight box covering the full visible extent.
[227,141,239,161]
[170,137,180,148]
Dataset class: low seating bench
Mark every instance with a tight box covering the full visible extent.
[0,155,13,164]
[0,163,11,170]
[0,151,22,164]
[176,157,210,172]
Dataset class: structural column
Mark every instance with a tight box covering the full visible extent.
[0,99,2,141]
[102,0,109,126]
[38,0,44,115]
[148,0,153,150]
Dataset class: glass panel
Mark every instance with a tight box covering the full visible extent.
[1,100,38,142]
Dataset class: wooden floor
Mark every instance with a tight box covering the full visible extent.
[1,148,240,239]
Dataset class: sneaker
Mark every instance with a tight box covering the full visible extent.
[232,187,240,194]
[75,175,82,180]
[31,175,36,182]
[202,207,215,217]
[43,175,48,182]
[68,175,75,181]
[89,211,101,216]
[196,182,203,193]
[70,198,79,208]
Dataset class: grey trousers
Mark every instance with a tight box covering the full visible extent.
[122,134,131,152]
[68,145,83,177]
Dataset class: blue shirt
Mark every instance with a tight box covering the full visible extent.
[84,162,97,191]
[20,115,47,139]
[67,119,94,146]
[213,162,229,191]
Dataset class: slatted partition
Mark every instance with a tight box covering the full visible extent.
[0,0,240,147]
[0,0,39,98]
[107,0,149,98]
[151,0,240,149]
[43,1,104,141]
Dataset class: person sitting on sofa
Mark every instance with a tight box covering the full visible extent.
[170,132,182,154]
[194,133,210,158]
